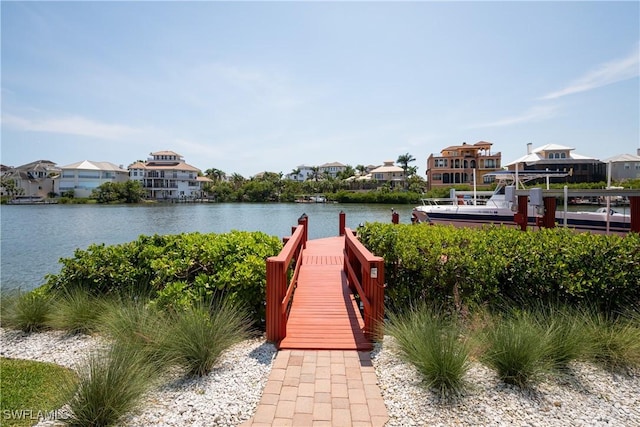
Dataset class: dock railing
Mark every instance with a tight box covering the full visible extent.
[266,215,307,343]
[343,227,385,341]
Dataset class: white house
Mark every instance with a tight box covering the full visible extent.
[319,162,347,179]
[57,160,129,198]
[286,165,316,181]
[128,151,202,200]
[604,151,640,181]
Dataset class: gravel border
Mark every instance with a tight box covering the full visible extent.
[371,337,640,427]
[2,329,639,426]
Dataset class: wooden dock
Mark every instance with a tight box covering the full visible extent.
[277,237,372,351]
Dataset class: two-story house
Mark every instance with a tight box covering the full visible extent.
[425,141,502,190]
[57,160,129,198]
[369,161,405,187]
[505,143,605,183]
[128,151,202,200]
[1,160,60,199]
[319,162,347,179]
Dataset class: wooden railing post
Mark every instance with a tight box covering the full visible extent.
[369,259,385,341]
[514,195,529,231]
[298,213,308,248]
[542,196,556,228]
[630,196,640,233]
[266,258,287,343]
[339,211,346,236]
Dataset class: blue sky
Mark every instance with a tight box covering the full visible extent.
[2,1,638,178]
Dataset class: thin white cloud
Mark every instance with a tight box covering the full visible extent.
[473,105,559,128]
[2,113,145,140]
[539,43,640,100]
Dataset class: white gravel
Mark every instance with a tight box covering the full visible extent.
[371,337,640,427]
[2,329,639,426]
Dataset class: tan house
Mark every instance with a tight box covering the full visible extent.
[425,141,502,190]
[1,160,59,199]
[370,161,405,187]
[128,151,202,200]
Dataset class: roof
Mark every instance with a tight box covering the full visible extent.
[604,153,640,162]
[60,160,128,172]
[150,150,182,157]
[320,162,346,168]
[370,163,403,173]
[505,144,597,166]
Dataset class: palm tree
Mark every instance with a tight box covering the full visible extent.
[290,168,301,181]
[397,153,416,189]
[310,166,320,182]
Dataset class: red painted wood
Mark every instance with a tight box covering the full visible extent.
[278,237,372,351]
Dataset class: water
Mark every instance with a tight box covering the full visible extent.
[0,203,414,291]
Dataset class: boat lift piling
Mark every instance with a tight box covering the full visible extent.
[514,188,640,234]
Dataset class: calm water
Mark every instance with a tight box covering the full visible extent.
[0,203,414,291]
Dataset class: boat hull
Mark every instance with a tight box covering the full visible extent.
[413,208,631,234]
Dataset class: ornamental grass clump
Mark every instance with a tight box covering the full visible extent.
[481,311,550,387]
[1,289,52,332]
[98,298,170,371]
[534,304,589,372]
[61,342,158,427]
[161,299,253,377]
[584,309,640,372]
[387,304,470,398]
[47,288,104,334]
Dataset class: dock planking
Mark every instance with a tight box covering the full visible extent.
[278,237,372,351]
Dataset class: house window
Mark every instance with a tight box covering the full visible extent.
[483,175,495,184]
[560,153,566,159]
[432,173,442,181]
[624,163,630,169]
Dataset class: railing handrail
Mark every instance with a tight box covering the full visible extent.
[266,222,306,344]
[344,227,385,341]
[270,224,305,265]
[344,227,384,266]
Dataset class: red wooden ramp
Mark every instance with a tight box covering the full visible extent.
[278,237,371,351]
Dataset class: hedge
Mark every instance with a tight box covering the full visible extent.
[357,223,640,313]
[45,231,283,325]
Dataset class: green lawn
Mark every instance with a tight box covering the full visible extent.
[0,358,77,427]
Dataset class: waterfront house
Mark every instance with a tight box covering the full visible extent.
[1,160,60,199]
[286,165,316,182]
[319,162,347,179]
[369,161,405,188]
[57,160,129,198]
[128,151,202,200]
[604,151,640,181]
[506,143,605,183]
[425,141,502,191]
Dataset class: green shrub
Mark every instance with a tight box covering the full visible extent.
[45,231,282,326]
[1,289,52,332]
[480,311,551,387]
[47,288,104,334]
[160,299,252,377]
[61,342,158,427]
[357,223,640,313]
[387,304,470,397]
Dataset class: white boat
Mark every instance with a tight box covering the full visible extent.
[412,171,631,234]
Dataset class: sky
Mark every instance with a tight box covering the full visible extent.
[1,1,639,178]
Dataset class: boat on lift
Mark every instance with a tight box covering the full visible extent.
[412,171,631,234]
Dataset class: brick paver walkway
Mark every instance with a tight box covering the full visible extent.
[241,349,388,427]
